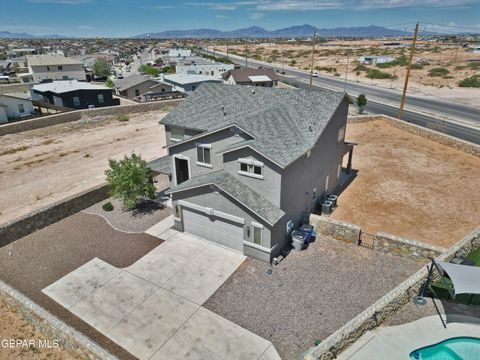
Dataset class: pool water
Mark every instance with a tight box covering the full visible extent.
[410,337,480,360]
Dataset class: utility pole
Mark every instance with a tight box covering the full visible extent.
[343,53,349,93]
[398,22,419,120]
[309,31,316,89]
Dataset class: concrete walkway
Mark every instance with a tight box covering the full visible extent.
[43,217,280,360]
[338,315,480,360]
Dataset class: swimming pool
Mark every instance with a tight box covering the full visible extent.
[410,337,480,360]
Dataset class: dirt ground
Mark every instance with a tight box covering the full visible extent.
[0,110,169,224]
[331,119,480,248]
[0,302,74,360]
[218,40,480,106]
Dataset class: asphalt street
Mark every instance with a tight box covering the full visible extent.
[204,49,480,144]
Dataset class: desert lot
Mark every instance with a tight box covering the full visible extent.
[332,118,480,247]
[0,110,169,224]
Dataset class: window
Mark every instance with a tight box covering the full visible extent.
[73,96,80,107]
[46,66,50,71]
[170,127,184,141]
[238,158,264,179]
[338,126,345,143]
[192,85,196,91]
[57,66,63,71]
[196,144,211,166]
[135,89,140,97]
[98,94,104,103]
[252,223,263,246]
[18,103,25,113]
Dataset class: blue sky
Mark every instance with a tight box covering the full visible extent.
[1,0,480,37]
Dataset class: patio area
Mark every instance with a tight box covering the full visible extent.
[204,236,424,360]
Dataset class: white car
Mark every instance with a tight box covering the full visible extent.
[312,71,319,77]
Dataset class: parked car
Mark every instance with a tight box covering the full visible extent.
[312,71,319,77]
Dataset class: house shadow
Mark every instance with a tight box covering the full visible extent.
[336,168,359,197]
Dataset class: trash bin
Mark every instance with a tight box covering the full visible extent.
[327,194,338,207]
[291,230,306,251]
[321,200,333,215]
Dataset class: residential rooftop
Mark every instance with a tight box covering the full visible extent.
[114,74,156,91]
[161,83,351,168]
[32,80,110,94]
[163,73,222,85]
[26,54,83,66]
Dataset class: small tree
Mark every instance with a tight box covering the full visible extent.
[93,60,111,78]
[105,78,114,88]
[357,94,367,114]
[105,154,156,210]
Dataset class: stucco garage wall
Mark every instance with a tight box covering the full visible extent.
[172,186,275,261]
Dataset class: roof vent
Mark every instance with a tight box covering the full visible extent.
[221,106,226,116]
[251,89,255,95]
[308,125,313,132]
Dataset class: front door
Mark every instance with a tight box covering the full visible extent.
[174,157,189,185]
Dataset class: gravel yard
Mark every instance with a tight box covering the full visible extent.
[204,236,423,360]
[0,211,163,360]
[332,119,480,248]
[83,175,171,233]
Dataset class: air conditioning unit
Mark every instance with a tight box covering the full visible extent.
[321,200,333,215]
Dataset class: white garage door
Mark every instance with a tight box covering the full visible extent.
[182,208,244,252]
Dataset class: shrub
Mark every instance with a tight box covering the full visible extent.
[366,69,395,79]
[468,62,480,70]
[314,66,337,73]
[458,75,480,88]
[102,202,114,212]
[354,64,368,72]
[289,60,297,66]
[428,67,449,77]
[356,94,367,114]
[105,78,114,88]
[410,63,424,70]
[117,114,129,122]
[105,153,156,210]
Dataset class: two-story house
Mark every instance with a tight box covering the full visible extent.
[149,83,354,262]
[25,54,86,83]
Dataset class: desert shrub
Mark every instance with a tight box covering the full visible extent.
[458,75,480,88]
[102,202,114,212]
[428,67,449,77]
[366,69,395,79]
[468,62,480,70]
[289,60,297,66]
[117,114,129,122]
[315,66,337,73]
[455,65,466,70]
[410,63,424,70]
[354,64,368,72]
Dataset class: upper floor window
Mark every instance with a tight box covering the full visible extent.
[18,103,25,113]
[170,127,184,142]
[338,126,345,143]
[238,158,264,180]
[58,66,63,71]
[196,144,212,167]
[73,96,80,107]
[135,89,140,97]
[98,93,104,103]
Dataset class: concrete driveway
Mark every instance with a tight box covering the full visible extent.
[43,216,280,360]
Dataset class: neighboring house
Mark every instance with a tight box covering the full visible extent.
[148,83,354,262]
[31,80,119,109]
[222,68,279,87]
[25,54,86,83]
[0,93,34,123]
[359,56,395,65]
[168,48,192,58]
[114,74,167,99]
[176,62,234,77]
[162,74,222,93]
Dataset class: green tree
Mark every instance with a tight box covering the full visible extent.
[105,78,114,88]
[356,94,367,114]
[93,60,111,78]
[138,64,159,77]
[105,154,156,210]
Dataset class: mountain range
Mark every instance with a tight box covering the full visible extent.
[133,25,416,39]
[0,31,66,39]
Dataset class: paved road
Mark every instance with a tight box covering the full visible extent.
[203,50,480,144]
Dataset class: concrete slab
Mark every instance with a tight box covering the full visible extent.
[151,307,272,360]
[159,228,178,240]
[158,233,207,261]
[163,260,227,305]
[190,244,246,278]
[70,272,157,333]
[107,288,199,360]
[145,214,174,238]
[259,345,282,360]
[42,258,120,309]
[126,247,187,286]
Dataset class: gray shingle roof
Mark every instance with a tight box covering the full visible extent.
[222,68,279,82]
[161,83,349,168]
[166,171,285,226]
[148,155,171,175]
[114,74,157,91]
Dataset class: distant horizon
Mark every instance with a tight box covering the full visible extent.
[1,0,480,38]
